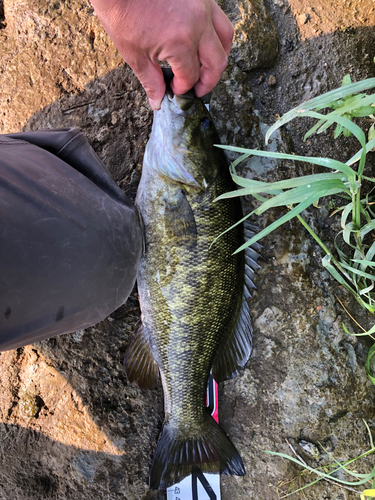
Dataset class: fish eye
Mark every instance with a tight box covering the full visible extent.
[200,117,211,130]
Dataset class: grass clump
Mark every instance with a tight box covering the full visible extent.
[216,75,375,384]
[264,421,375,499]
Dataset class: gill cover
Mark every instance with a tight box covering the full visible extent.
[143,93,222,191]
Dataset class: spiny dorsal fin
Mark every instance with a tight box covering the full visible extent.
[212,222,261,382]
[124,324,159,389]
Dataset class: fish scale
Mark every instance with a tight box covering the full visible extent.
[141,176,243,426]
[125,92,259,490]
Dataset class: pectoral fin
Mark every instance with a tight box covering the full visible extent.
[164,189,197,246]
[124,324,159,389]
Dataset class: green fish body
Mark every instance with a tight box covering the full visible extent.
[125,93,260,489]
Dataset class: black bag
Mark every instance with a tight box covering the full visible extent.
[0,128,142,351]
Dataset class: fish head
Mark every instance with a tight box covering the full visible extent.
[143,92,224,193]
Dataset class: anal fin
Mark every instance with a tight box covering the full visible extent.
[124,324,159,389]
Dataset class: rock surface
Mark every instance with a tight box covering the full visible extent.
[219,0,279,71]
[1,0,375,499]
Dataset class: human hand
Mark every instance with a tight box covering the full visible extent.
[90,0,234,109]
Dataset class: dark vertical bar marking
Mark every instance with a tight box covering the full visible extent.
[192,469,216,500]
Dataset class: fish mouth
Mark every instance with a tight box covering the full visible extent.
[161,66,210,112]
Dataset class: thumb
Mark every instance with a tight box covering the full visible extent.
[131,58,166,110]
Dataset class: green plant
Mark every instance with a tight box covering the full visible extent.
[263,421,375,499]
[215,77,375,384]
[216,76,375,314]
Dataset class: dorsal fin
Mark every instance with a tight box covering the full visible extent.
[124,324,159,389]
[212,223,261,382]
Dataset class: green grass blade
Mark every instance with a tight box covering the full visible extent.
[324,94,375,119]
[343,323,375,336]
[304,118,326,141]
[339,261,375,281]
[253,183,346,216]
[334,123,343,139]
[364,420,374,449]
[364,242,375,270]
[226,172,346,193]
[301,111,367,149]
[360,220,375,239]
[210,210,254,249]
[322,255,357,293]
[366,344,375,384]
[341,202,354,229]
[352,259,375,268]
[233,191,338,254]
[263,450,375,486]
[358,283,374,296]
[252,193,269,202]
[215,145,356,178]
[215,187,261,200]
[265,78,375,143]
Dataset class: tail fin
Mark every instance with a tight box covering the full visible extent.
[149,414,244,490]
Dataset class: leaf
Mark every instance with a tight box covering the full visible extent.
[347,138,375,165]
[334,123,343,139]
[364,420,374,449]
[304,118,326,141]
[215,145,356,178]
[361,489,375,500]
[352,259,375,267]
[342,74,352,86]
[263,450,375,486]
[366,344,375,385]
[253,182,346,216]
[341,202,354,229]
[358,283,374,296]
[231,172,345,193]
[322,255,358,295]
[339,261,375,281]
[265,78,375,144]
[233,189,342,254]
[360,220,375,239]
[364,241,375,271]
[302,111,367,149]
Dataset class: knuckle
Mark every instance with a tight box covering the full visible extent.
[217,54,228,73]
[226,23,235,41]
[177,28,195,49]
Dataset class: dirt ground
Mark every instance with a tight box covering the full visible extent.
[0,0,375,499]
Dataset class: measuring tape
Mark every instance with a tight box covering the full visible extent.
[166,375,221,500]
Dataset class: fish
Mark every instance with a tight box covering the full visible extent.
[125,87,261,490]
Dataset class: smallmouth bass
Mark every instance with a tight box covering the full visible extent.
[125,89,260,489]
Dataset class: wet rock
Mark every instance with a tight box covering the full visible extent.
[210,61,258,151]
[297,13,310,25]
[267,74,277,86]
[220,0,279,71]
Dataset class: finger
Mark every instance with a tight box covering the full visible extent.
[168,48,201,95]
[210,1,234,57]
[130,58,166,109]
[194,29,228,97]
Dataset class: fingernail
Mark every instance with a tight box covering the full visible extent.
[149,98,161,110]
